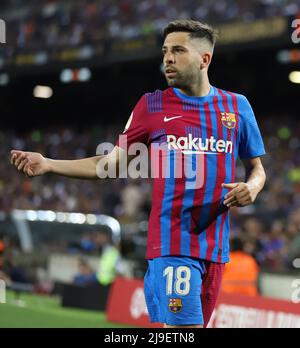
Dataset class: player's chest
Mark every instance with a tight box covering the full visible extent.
[147,105,238,140]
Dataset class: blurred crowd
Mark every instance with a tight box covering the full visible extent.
[0,227,121,288]
[0,127,152,222]
[1,0,300,52]
[0,116,300,272]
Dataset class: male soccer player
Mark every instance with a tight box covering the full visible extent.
[10,20,266,328]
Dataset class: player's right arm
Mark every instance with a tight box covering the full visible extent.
[11,94,148,180]
[10,146,128,180]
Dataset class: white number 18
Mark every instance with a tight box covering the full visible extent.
[163,266,191,296]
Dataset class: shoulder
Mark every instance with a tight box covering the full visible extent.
[215,87,250,106]
[143,88,170,98]
[143,88,171,103]
[144,89,163,97]
[216,88,255,122]
[140,88,170,113]
[130,89,167,119]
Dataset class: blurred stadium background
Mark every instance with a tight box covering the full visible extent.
[0,0,300,328]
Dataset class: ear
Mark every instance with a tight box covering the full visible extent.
[200,52,212,69]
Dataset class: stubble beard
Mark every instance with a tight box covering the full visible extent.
[166,66,199,90]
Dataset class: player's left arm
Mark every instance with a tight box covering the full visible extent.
[222,94,266,208]
[222,157,266,207]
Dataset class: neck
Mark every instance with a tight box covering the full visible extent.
[179,74,211,97]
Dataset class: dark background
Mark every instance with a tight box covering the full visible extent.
[1,43,299,131]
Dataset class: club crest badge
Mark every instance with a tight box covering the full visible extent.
[168,298,183,313]
[220,112,236,129]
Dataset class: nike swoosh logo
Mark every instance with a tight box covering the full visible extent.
[164,116,183,122]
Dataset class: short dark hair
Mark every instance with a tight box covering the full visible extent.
[163,19,218,48]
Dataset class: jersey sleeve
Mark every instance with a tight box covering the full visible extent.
[238,96,266,159]
[116,94,149,149]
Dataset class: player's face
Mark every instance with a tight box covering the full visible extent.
[162,32,203,88]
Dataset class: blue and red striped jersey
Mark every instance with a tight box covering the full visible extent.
[117,86,265,263]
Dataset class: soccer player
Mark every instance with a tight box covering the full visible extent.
[10,20,266,328]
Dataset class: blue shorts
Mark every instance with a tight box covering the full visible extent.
[144,256,206,326]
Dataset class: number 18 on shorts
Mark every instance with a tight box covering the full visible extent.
[144,256,206,326]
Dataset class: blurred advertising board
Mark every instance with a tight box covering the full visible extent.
[106,277,300,328]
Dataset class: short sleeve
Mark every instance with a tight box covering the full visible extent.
[238,96,266,159]
[116,95,149,149]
